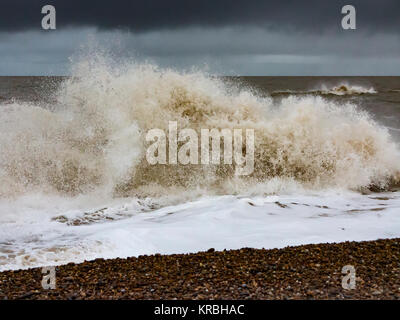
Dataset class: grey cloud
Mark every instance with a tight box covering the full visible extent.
[0,0,399,34]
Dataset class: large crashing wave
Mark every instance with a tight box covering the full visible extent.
[1,55,399,199]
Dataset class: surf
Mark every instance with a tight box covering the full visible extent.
[0,54,399,203]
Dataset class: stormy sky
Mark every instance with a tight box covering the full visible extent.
[0,0,399,75]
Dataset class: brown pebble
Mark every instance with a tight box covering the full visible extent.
[0,238,399,300]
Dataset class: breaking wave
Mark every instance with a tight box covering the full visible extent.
[316,84,377,95]
[0,55,399,202]
[273,83,377,96]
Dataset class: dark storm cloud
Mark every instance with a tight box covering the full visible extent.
[0,0,399,33]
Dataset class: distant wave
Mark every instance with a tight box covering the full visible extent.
[272,84,377,96]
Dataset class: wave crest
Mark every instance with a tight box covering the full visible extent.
[273,83,377,96]
[0,56,399,199]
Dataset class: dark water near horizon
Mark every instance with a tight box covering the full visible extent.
[1,76,400,140]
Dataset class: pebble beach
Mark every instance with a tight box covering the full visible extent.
[1,238,399,300]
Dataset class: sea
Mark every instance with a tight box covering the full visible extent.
[1,59,400,271]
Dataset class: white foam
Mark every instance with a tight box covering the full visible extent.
[1,191,400,271]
